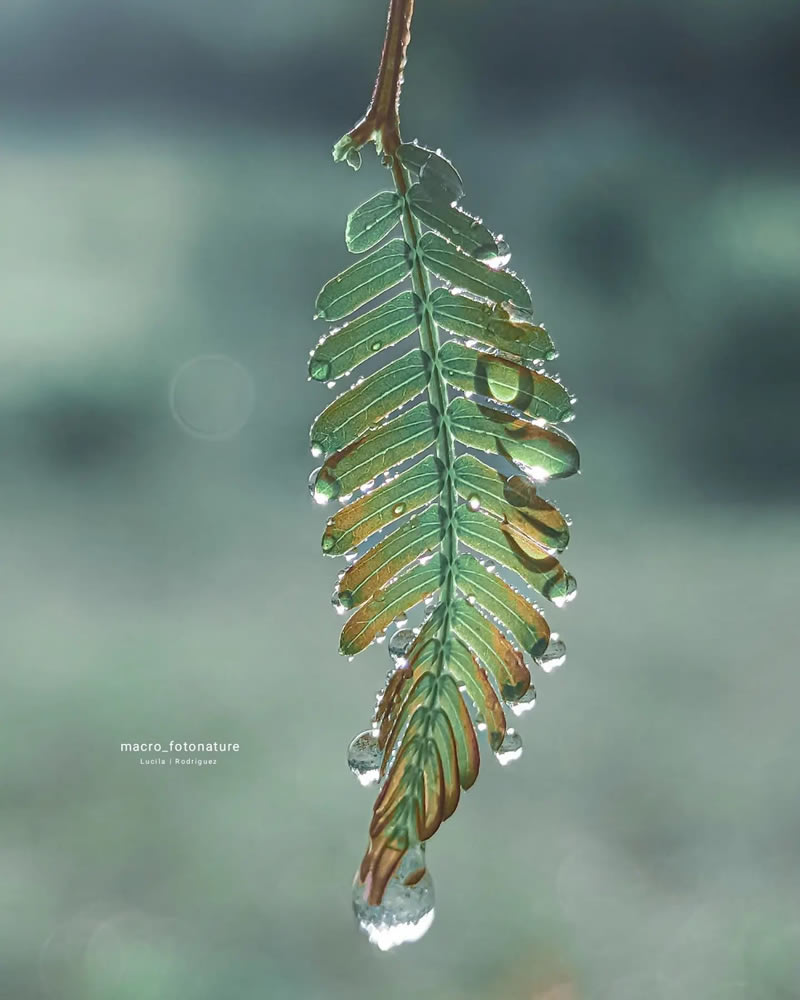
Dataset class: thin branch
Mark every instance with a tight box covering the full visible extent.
[347,0,415,155]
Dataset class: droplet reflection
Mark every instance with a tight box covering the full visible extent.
[347,731,382,786]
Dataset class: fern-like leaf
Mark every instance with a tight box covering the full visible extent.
[308,138,579,913]
[306,0,579,948]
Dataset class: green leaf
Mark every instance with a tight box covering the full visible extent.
[346,191,403,253]
[309,291,421,382]
[455,505,575,605]
[321,454,443,555]
[371,705,427,836]
[447,397,580,481]
[453,454,570,552]
[312,130,580,912]
[311,403,438,503]
[436,673,480,789]
[451,597,532,702]
[316,239,413,321]
[340,557,444,655]
[310,349,431,456]
[397,143,464,200]
[419,232,532,313]
[337,505,441,608]
[454,554,550,660]
[451,595,533,700]
[407,183,498,257]
[439,341,573,424]
[429,708,460,820]
[378,673,436,777]
[447,638,507,751]
[429,288,555,364]
[332,133,362,170]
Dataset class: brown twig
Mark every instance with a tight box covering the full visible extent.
[347,0,415,156]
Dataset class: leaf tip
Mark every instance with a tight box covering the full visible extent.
[333,134,362,171]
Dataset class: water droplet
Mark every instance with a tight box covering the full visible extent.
[352,846,435,951]
[308,467,323,498]
[332,588,355,615]
[308,466,340,505]
[370,341,382,352]
[392,502,406,516]
[467,494,481,511]
[309,357,332,382]
[344,548,359,564]
[326,380,337,389]
[508,687,536,717]
[388,628,415,663]
[494,728,523,766]
[551,574,577,609]
[466,594,477,605]
[477,240,512,270]
[310,438,325,459]
[347,731,382,786]
[538,635,566,672]
[545,349,559,362]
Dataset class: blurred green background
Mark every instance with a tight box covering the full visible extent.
[2,0,799,997]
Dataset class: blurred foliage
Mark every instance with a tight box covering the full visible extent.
[1,1,798,998]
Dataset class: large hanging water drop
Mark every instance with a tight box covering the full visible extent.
[388,628,416,664]
[331,588,354,614]
[494,728,523,766]
[352,845,435,951]
[551,574,577,608]
[347,731,382,786]
[308,466,340,505]
[308,356,332,382]
[508,686,536,717]
[538,634,566,673]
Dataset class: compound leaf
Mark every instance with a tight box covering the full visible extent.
[309,137,579,911]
